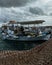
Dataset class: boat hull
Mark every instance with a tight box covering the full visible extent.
[3,34,51,43]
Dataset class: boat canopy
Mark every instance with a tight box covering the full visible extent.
[8,20,17,24]
[17,20,45,25]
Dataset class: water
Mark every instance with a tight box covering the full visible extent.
[0,37,43,50]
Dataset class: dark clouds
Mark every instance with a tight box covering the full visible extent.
[0,0,37,7]
[0,0,29,7]
[29,7,45,15]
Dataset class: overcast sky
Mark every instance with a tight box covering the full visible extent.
[0,0,52,8]
[0,0,52,26]
[0,0,27,7]
[0,0,36,7]
[0,0,52,15]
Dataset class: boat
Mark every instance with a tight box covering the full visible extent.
[1,20,51,43]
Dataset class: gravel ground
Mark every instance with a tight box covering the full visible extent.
[0,39,52,65]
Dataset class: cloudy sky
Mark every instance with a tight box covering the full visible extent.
[0,0,52,26]
[0,0,51,7]
[0,0,30,7]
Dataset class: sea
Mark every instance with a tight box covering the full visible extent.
[0,38,43,50]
